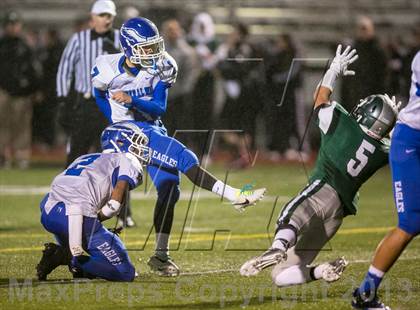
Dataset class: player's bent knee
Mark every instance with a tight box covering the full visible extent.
[271,264,289,287]
[115,263,136,282]
[398,213,420,237]
[398,222,420,237]
[271,264,310,287]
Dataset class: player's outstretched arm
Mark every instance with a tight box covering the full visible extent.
[314,45,358,109]
[98,180,129,221]
[184,165,266,212]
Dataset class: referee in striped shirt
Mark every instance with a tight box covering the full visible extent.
[56,0,119,165]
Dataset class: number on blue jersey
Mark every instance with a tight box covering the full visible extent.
[65,154,101,176]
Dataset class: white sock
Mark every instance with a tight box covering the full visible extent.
[272,228,297,250]
[155,233,169,258]
[272,265,311,287]
[368,265,385,278]
[212,180,239,202]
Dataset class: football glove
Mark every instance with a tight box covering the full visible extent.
[321,44,358,91]
[384,93,402,112]
[232,188,266,212]
[148,52,178,84]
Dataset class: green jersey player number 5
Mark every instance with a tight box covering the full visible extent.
[347,140,376,177]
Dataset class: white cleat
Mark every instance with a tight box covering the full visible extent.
[233,188,266,212]
[319,257,349,283]
[240,248,287,276]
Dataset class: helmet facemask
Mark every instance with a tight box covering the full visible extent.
[120,131,151,165]
[130,37,165,68]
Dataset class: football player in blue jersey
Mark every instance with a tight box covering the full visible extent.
[352,51,420,310]
[101,121,266,276]
[36,122,149,281]
[92,17,266,276]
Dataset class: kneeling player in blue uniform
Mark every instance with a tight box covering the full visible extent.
[101,121,267,276]
[352,51,420,310]
[36,123,149,281]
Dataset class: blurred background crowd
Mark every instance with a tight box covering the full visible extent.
[0,0,419,168]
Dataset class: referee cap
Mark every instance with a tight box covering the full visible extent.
[91,0,116,16]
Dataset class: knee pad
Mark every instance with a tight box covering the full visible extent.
[271,264,288,286]
[271,264,309,287]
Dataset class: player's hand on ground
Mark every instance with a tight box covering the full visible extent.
[330,44,358,76]
[232,188,266,212]
[112,91,132,106]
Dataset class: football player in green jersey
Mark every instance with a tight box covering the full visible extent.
[240,45,400,288]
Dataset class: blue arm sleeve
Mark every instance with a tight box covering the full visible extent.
[94,88,112,123]
[130,81,169,117]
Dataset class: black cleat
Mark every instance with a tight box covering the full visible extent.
[36,243,71,281]
[147,255,180,277]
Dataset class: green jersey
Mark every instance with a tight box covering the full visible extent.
[309,102,389,216]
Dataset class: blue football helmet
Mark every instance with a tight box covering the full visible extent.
[101,121,151,165]
[120,17,165,68]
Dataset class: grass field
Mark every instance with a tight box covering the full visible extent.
[0,163,419,309]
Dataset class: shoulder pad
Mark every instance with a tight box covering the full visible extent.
[91,55,120,91]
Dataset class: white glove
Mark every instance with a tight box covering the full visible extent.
[384,93,402,112]
[321,45,359,91]
[148,52,178,84]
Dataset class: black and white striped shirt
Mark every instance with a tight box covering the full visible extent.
[56,28,120,98]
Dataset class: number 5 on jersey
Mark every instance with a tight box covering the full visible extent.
[347,140,376,177]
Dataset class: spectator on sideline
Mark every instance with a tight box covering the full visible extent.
[340,16,387,111]
[0,11,38,169]
[161,19,200,136]
[265,34,303,161]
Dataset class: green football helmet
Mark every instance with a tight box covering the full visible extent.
[350,94,398,140]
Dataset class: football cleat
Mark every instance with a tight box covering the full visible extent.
[352,288,391,310]
[319,257,349,282]
[147,255,180,277]
[233,188,266,212]
[125,216,136,228]
[240,248,287,276]
[36,243,71,281]
[116,216,136,229]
